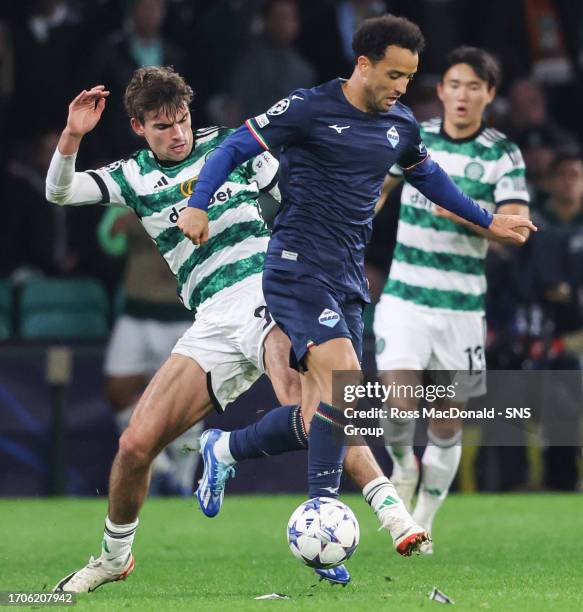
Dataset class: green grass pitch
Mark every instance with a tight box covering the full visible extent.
[1,494,581,611]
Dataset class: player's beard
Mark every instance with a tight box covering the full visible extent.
[364,85,392,114]
[371,98,390,114]
[364,90,385,114]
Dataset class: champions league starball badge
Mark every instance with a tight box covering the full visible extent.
[267,98,290,116]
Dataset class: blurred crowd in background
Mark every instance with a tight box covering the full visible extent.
[1,0,583,491]
[0,0,582,311]
[0,0,582,291]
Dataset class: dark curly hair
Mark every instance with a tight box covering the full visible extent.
[124,66,194,123]
[352,14,425,64]
[443,46,501,89]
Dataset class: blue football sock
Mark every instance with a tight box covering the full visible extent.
[229,404,307,460]
[308,402,347,499]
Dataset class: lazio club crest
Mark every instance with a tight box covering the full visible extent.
[386,126,400,148]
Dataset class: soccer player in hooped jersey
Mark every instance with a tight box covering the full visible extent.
[47,66,431,593]
[180,16,535,529]
[374,47,531,553]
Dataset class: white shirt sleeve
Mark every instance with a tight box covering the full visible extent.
[248,151,280,202]
[493,146,530,206]
[45,148,128,207]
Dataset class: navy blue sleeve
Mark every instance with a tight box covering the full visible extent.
[243,92,313,149]
[187,125,263,210]
[397,115,429,170]
[405,157,494,228]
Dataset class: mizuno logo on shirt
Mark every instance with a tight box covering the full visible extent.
[329,124,351,134]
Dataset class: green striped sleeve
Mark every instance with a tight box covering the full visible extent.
[384,279,485,311]
[393,243,484,276]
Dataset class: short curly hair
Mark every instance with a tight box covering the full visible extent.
[124,66,194,123]
[352,14,425,64]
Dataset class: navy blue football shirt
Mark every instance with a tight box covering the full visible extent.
[188,79,493,302]
[244,79,428,302]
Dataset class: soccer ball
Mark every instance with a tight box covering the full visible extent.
[287,497,360,568]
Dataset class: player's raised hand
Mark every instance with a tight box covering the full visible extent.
[488,213,537,244]
[66,85,110,138]
[178,207,209,245]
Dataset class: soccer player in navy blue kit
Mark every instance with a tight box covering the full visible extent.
[180,13,535,544]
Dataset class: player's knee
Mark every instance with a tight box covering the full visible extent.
[429,419,462,440]
[329,350,361,372]
[273,370,301,406]
[310,339,360,373]
[117,427,156,467]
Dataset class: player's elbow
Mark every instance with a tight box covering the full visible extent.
[45,182,70,206]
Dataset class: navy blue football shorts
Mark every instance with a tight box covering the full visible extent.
[262,267,365,371]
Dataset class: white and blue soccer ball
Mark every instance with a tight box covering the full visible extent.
[287,497,360,568]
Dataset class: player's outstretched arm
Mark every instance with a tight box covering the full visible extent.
[46,86,111,206]
[179,124,264,245]
[434,203,533,244]
[404,158,536,244]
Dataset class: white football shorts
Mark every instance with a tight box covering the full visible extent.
[373,295,487,401]
[172,274,275,411]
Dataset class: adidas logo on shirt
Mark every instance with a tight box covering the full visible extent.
[154,176,169,189]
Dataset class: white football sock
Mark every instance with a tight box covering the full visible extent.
[213,431,236,465]
[102,516,138,565]
[383,416,416,475]
[387,445,417,476]
[363,476,406,518]
[363,476,425,545]
[413,429,462,532]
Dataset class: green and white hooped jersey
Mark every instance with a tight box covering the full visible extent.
[88,127,275,312]
[384,118,529,314]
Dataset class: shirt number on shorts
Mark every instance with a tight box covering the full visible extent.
[465,345,485,375]
[254,305,273,331]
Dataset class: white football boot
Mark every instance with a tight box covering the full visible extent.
[53,554,134,593]
[377,499,430,557]
[419,538,434,555]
